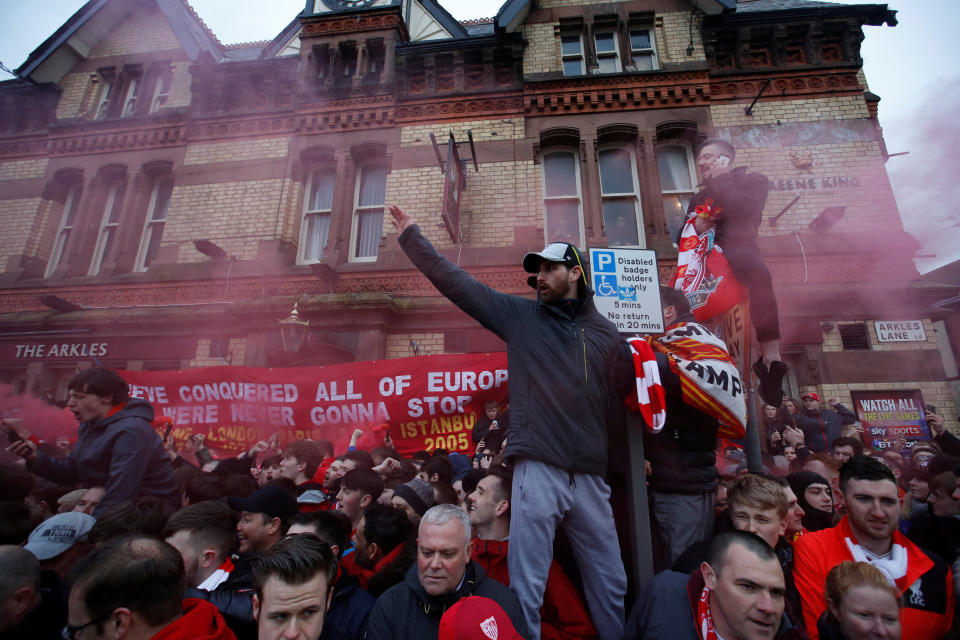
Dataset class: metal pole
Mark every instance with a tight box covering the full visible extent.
[625,410,654,591]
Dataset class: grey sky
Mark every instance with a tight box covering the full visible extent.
[1,0,956,272]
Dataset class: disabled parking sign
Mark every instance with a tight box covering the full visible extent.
[588,248,664,334]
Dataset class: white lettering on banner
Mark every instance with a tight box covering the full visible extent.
[178,383,299,403]
[128,385,170,404]
[14,342,108,359]
[874,320,926,343]
[407,395,473,417]
[161,404,219,425]
[379,375,412,396]
[314,380,363,401]
[310,402,390,426]
[427,370,507,393]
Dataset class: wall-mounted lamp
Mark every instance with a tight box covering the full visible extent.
[820,321,836,333]
[279,301,310,353]
[193,239,227,259]
[809,206,847,233]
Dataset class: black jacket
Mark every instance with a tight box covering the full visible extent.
[793,405,857,453]
[185,555,257,640]
[322,568,375,640]
[683,166,770,253]
[365,561,529,640]
[30,398,179,516]
[399,224,630,476]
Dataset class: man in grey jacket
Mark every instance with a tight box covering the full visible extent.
[8,367,178,517]
[388,206,629,640]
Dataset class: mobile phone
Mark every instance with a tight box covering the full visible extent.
[717,155,731,167]
[925,404,936,414]
[163,422,173,442]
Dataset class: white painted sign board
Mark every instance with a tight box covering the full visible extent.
[589,248,664,334]
[874,320,926,343]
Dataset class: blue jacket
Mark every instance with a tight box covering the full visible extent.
[399,225,630,476]
[322,568,375,640]
[30,398,179,516]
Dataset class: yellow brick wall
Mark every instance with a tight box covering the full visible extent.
[188,337,247,368]
[55,72,96,120]
[400,118,524,147]
[25,198,62,261]
[710,95,869,127]
[657,12,705,63]
[0,159,48,181]
[386,333,445,358]
[0,199,42,271]
[522,23,559,76]
[165,62,194,109]
[735,140,897,236]
[183,138,290,165]
[385,159,541,249]
[88,4,183,58]
[805,381,959,434]
[821,319,939,353]
[162,180,287,262]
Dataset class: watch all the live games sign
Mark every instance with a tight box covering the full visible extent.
[851,389,932,454]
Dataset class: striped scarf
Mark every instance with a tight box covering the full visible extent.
[626,338,666,432]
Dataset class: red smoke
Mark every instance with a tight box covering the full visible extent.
[0,384,77,443]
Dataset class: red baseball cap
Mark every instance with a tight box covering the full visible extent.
[801,391,819,401]
[439,596,524,640]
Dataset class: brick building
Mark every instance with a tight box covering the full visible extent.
[2,0,957,444]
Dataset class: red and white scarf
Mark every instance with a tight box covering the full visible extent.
[626,338,666,432]
[674,201,722,298]
[196,557,234,592]
[697,586,722,640]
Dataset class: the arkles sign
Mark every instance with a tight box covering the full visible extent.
[441,135,465,244]
[589,248,664,334]
[874,320,926,343]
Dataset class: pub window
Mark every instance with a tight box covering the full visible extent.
[134,176,174,271]
[350,163,387,261]
[298,167,336,264]
[657,143,697,241]
[89,179,127,275]
[45,183,82,277]
[629,28,658,70]
[541,149,583,246]
[839,323,871,350]
[561,34,585,76]
[599,146,643,247]
[594,30,621,73]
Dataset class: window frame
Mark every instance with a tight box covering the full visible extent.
[597,143,644,248]
[95,76,114,120]
[628,27,659,71]
[134,177,174,272]
[348,162,387,263]
[540,147,585,248]
[45,184,82,278]
[88,181,126,276]
[297,166,336,265]
[656,141,698,244]
[560,33,586,77]
[593,29,622,74]
[120,74,140,117]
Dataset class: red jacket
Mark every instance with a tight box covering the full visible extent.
[794,516,954,640]
[471,538,597,640]
[151,599,236,640]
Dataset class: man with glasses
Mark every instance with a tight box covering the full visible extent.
[65,536,234,639]
[388,206,631,640]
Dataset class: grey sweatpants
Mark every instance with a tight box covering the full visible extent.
[508,458,627,640]
[651,490,714,569]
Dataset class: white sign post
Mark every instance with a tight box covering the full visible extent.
[589,248,664,334]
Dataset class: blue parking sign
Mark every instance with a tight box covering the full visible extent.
[592,250,616,273]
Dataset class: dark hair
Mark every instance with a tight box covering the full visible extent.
[32,478,71,513]
[361,503,412,556]
[412,451,431,463]
[251,533,337,599]
[0,502,36,545]
[163,500,237,559]
[839,455,896,492]
[67,368,129,405]
[88,497,178,544]
[261,454,282,469]
[660,286,692,319]
[432,482,459,505]
[72,536,185,629]
[343,449,374,472]
[699,138,736,161]
[314,439,335,459]
[0,462,35,502]
[220,473,256,498]
[288,511,351,559]
[173,465,202,495]
[341,469,384,502]
[460,469,487,497]
[371,447,400,462]
[422,455,454,486]
[832,437,864,457]
[485,465,513,505]
[185,473,224,504]
[707,530,777,573]
[283,440,325,478]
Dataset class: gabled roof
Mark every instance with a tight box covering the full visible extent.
[493,0,734,34]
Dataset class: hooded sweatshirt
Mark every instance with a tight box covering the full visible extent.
[151,599,236,640]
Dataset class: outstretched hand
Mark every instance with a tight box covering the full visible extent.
[388,205,412,233]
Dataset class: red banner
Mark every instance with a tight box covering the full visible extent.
[120,353,508,457]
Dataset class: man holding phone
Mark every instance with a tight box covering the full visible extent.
[685,139,785,404]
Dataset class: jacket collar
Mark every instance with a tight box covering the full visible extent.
[404,561,486,616]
